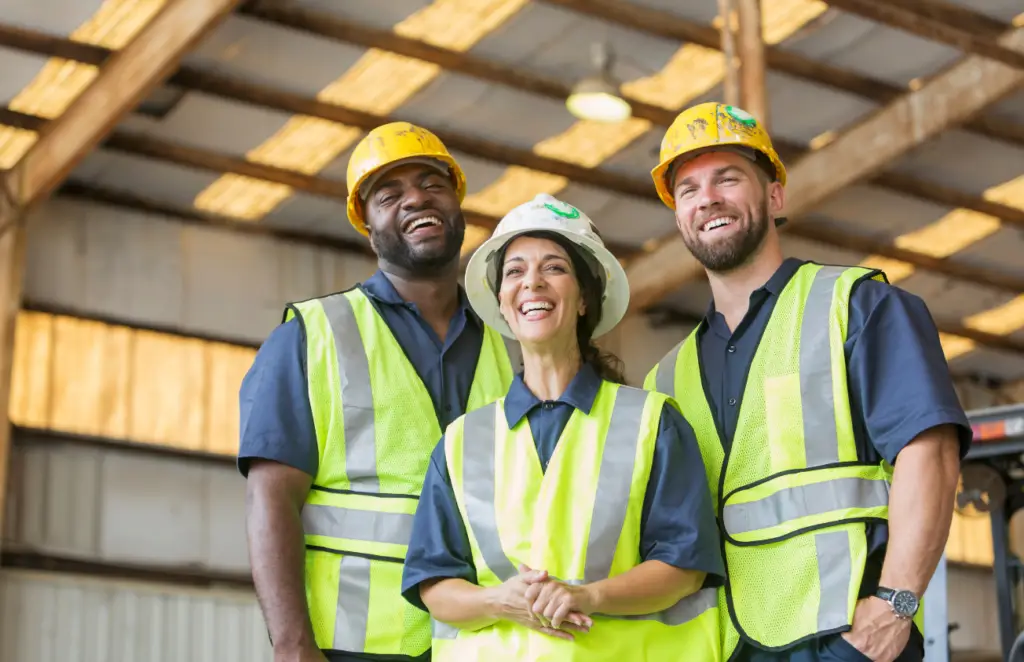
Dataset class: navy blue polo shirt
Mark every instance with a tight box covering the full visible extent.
[695,258,971,662]
[237,268,483,479]
[400,363,725,613]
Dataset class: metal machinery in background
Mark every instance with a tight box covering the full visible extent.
[948,404,1024,661]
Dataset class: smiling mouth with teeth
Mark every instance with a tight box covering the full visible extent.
[406,216,443,233]
[701,216,736,232]
[519,301,554,314]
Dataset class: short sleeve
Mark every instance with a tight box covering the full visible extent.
[846,279,972,465]
[401,439,477,612]
[639,403,725,585]
[237,319,319,478]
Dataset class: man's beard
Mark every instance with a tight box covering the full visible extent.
[683,200,770,273]
[374,212,466,275]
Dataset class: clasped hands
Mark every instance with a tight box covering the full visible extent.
[492,563,595,641]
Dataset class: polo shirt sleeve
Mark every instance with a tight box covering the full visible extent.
[237,319,320,478]
[402,438,477,612]
[639,402,725,586]
[846,279,972,465]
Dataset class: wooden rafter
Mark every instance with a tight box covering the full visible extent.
[823,0,1024,70]
[626,23,1024,310]
[0,0,241,548]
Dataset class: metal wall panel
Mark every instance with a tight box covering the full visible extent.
[0,569,270,662]
[24,198,376,345]
[4,433,249,574]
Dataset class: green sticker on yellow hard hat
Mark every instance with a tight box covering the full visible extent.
[543,201,580,219]
[724,105,757,127]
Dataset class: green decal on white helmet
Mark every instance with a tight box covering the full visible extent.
[543,201,581,219]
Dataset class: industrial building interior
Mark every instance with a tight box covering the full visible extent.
[0,0,1023,660]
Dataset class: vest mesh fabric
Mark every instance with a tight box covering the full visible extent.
[647,264,894,653]
[287,287,514,656]
[435,381,722,661]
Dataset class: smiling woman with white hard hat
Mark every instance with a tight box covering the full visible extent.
[399,193,726,662]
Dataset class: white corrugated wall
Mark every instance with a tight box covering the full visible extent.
[0,570,271,662]
[23,197,377,344]
[3,432,248,574]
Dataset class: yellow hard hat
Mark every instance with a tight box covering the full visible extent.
[346,122,467,236]
[651,102,787,210]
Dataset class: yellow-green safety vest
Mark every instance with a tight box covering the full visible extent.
[432,379,722,662]
[285,286,519,657]
[644,263,913,656]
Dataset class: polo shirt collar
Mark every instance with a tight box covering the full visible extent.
[361,269,479,325]
[503,362,602,429]
[702,257,805,325]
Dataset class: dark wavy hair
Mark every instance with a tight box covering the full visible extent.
[494,230,626,384]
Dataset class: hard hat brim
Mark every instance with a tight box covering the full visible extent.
[464,227,630,341]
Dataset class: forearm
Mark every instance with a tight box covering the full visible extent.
[420,577,500,631]
[879,426,961,595]
[587,560,705,616]
[247,484,317,652]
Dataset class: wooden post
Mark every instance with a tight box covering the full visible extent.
[0,216,27,538]
[717,0,740,106]
[736,0,768,128]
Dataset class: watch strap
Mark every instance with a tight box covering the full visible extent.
[875,586,896,601]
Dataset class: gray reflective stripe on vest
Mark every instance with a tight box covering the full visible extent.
[799,266,844,466]
[583,386,647,583]
[432,618,460,640]
[815,530,853,631]
[321,293,379,492]
[302,504,414,546]
[460,389,647,584]
[655,342,682,398]
[461,403,518,582]
[334,554,372,649]
[722,476,890,535]
[606,587,718,625]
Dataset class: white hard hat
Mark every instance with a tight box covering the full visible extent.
[464,193,629,340]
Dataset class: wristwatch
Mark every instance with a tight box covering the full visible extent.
[875,586,920,620]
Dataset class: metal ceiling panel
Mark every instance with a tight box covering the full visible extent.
[942,0,1024,23]
[1,0,102,36]
[451,150,528,194]
[183,14,369,99]
[556,182,668,247]
[293,0,429,31]
[70,150,218,209]
[952,226,1024,280]
[776,9,961,87]
[117,93,296,159]
[987,89,1024,124]
[807,184,954,239]
[396,71,577,149]
[949,348,1024,383]
[0,49,49,104]
[622,0,722,25]
[470,1,681,85]
[896,270,1011,320]
[599,128,663,181]
[761,72,879,144]
[890,129,1024,198]
[261,192,356,239]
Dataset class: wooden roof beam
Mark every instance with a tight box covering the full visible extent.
[823,0,1024,70]
[625,22,1024,310]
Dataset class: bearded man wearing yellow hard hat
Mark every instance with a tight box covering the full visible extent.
[240,122,521,662]
[643,102,970,662]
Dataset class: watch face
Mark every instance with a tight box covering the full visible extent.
[892,590,919,616]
